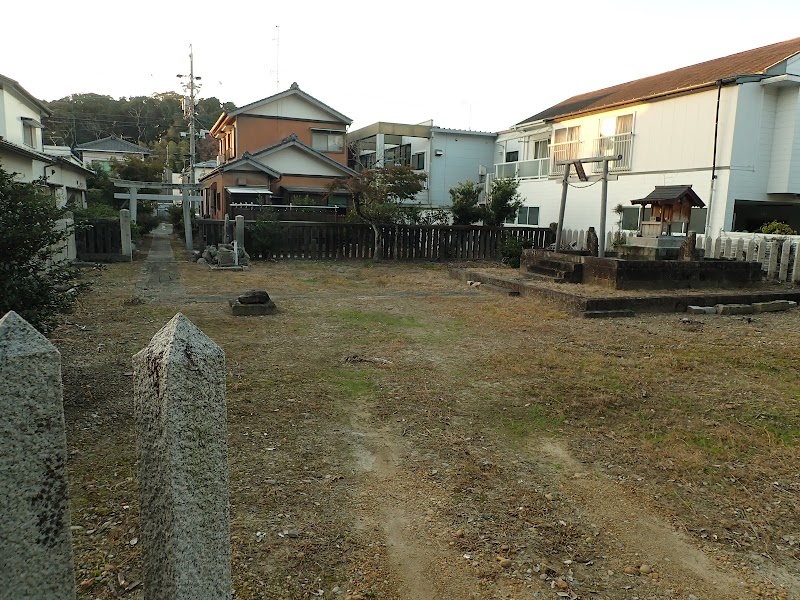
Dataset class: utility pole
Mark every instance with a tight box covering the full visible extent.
[177,45,202,184]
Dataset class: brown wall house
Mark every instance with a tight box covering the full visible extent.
[201,83,354,220]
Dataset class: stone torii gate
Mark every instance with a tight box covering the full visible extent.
[113,179,202,251]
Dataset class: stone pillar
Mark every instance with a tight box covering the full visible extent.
[0,311,76,599]
[723,237,732,259]
[779,239,791,281]
[130,186,139,223]
[745,239,756,262]
[223,214,231,244]
[235,215,245,251]
[182,188,193,252]
[792,243,800,283]
[133,314,231,600]
[585,227,598,257]
[712,236,722,259]
[767,240,779,279]
[120,209,133,260]
[734,239,744,261]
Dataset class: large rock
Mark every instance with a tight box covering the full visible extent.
[238,290,270,304]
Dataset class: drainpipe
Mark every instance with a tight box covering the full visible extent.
[706,78,733,233]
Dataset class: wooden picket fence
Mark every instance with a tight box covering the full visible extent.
[196,220,553,261]
[74,218,126,261]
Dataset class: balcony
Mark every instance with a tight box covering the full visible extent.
[591,133,633,172]
[495,157,549,180]
[549,140,580,176]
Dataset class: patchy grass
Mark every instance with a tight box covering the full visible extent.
[55,248,800,599]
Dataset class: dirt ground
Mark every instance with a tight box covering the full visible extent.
[56,230,799,599]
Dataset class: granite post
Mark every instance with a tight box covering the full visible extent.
[182,188,193,252]
[120,209,133,260]
[223,214,231,244]
[767,240,779,279]
[0,311,76,600]
[133,314,231,600]
[779,239,791,281]
[235,215,245,252]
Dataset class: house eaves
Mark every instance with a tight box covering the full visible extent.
[223,154,282,179]
[348,122,433,141]
[0,137,51,161]
[227,83,352,125]
[251,134,357,177]
[0,74,52,117]
[518,36,800,125]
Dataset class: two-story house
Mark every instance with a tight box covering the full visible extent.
[496,37,800,235]
[74,135,151,171]
[200,83,356,219]
[0,74,92,208]
[346,121,497,208]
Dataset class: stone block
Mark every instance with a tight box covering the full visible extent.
[715,303,755,315]
[686,305,716,315]
[229,300,277,316]
[238,289,270,304]
[217,247,235,267]
[752,300,797,313]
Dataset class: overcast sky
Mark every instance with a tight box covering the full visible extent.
[4,0,800,133]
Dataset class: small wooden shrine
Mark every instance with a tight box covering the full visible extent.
[630,185,705,237]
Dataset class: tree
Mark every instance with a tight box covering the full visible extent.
[484,177,522,226]
[0,166,76,332]
[329,165,427,260]
[449,180,484,225]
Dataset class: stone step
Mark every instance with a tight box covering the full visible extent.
[476,283,521,297]
[520,272,568,283]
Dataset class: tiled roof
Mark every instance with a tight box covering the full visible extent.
[75,135,150,154]
[519,37,800,124]
[630,185,705,207]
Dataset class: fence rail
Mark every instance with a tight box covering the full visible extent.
[196,220,553,261]
[74,218,126,261]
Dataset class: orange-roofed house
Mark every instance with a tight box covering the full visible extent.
[200,83,355,220]
[495,37,800,236]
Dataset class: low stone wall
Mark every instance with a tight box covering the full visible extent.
[582,257,763,290]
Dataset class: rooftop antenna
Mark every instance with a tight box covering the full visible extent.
[275,25,280,92]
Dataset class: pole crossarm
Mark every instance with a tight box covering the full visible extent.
[555,154,622,166]
[112,179,202,190]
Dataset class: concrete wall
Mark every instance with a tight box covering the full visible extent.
[427,130,495,207]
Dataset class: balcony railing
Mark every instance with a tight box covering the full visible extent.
[591,133,633,172]
[494,157,549,180]
[549,140,580,176]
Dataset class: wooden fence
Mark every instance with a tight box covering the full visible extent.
[196,220,553,261]
[74,218,127,262]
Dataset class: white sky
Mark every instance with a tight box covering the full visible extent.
[4,0,800,133]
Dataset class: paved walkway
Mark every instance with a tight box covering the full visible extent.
[136,224,185,302]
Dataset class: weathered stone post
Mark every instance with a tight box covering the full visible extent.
[223,214,231,244]
[734,238,744,261]
[712,236,722,259]
[745,239,756,262]
[779,239,791,281]
[130,186,139,223]
[0,311,76,599]
[723,237,732,259]
[182,188,193,252]
[133,314,231,599]
[767,240,779,279]
[235,215,245,251]
[120,209,133,260]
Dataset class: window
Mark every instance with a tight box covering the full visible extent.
[530,139,549,160]
[507,206,539,226]
[551,126,580,172]
[595,114,634,172]
[22,118,39,148]
[412,152,425,170]
[385,143,411,166]
[312,132,345,152]
[620,207,650,230]
[505,150,519,162]
[327,194,349,208]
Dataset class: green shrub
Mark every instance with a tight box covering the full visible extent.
[167,204,183,228]
[130,221,141,243]
[500,235,534,268]
[0,166,77,332]
[72,201,119,219]
[247,209,286,258]
[759,221,797,235]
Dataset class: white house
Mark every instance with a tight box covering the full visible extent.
[347,121,496,207]
[0,74,92,208]
[495,37,800,236]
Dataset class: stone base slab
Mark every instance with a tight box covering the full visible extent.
[229,300,276,316]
